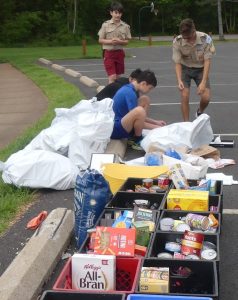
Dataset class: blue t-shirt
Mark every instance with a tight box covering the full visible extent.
[112,83,138,120]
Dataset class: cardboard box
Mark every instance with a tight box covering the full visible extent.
[167,189,209,211]
[139,267,169,293]
[93,226,136,257]
[71,253,116,291]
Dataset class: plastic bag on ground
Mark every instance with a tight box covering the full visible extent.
[0,149,79,190]
[141,114,213,152]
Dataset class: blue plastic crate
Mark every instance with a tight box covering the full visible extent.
[128,295,212,300]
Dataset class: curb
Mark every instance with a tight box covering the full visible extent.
[51,64,66,72]
[79,75,99,88]
[0,208,74,300]
[64,68,82,78]
[38,58,52,65]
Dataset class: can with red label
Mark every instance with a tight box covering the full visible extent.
[158,174,169,190]
[142,178,153,189]
[181,230,204,257]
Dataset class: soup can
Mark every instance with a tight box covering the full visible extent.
[185,213,210,231]
[158,174,169,190]
[181,230,204,256]
[142,178,153,189]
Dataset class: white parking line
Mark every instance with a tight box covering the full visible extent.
[150,101,238,106]
[223,209,238,214]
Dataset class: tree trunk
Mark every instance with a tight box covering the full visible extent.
[217,0,224,40]
[73,0,77,34]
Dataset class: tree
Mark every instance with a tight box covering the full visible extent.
[217,0,224,39]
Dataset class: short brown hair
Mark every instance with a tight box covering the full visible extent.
[179,18,195,36]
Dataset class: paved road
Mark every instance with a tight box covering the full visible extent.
[1,43,237,299]
[50,42,238,299]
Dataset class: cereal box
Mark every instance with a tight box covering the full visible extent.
[167,189,209,211]
[71,253,116,291]
[93,226,136,257]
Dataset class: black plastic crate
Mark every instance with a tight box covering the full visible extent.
[148,231,219,262]
[136,259,218,299]
[157,210,221,235]
[40,290,126,300]
[118,177,171,194]
[161,194,222,214]
[106,191,165,210]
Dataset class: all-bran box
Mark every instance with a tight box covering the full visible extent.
[71,253,116,291]
[167,189,209,211]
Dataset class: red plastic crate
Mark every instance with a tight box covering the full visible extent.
[53,256,141,294]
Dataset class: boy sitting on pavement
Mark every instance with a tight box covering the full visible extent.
[110,70,166,144]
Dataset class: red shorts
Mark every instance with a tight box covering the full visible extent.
[103,49,125,76]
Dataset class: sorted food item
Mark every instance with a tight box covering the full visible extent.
[112,210,133,228]
[181,230,204,257]
[71,253,116,290]
[93,226,136,257]
[140,267,169,293]
[167,189,209,211]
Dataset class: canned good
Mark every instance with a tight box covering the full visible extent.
[165,241,181,253]
[157,252,173,259]
[185,213,210,231]
[201,249,217,260]
[181,230,204,256]
[186,254,200,260]
[174,223,191,232]
[202,241,216,250]
[142,178,153,189]
[157,174,169,190]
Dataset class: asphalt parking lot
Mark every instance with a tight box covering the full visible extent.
[1,42,237,299]
[50,42,238,299]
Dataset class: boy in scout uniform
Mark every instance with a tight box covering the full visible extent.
[98,1,131,83]
[172,18,215,121]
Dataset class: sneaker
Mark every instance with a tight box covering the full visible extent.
[195,109,203,118]
[127,136,144,151]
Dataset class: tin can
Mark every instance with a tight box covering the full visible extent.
[201,249,217,260]
[186,254,200,260]
[157,174,169,190]
[185,213,210,231]
[142,178,153,189]
[181,230,204,256]
[157,252,173,259]
[165,241,181,253]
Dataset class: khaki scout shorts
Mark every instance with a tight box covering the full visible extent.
[182,65,210,89]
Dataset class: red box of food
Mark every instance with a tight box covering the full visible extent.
[93,226,136,257]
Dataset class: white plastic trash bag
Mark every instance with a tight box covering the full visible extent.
[141,114,213,152]
[0,149,79,190]
[24,119,74,155]
[68,98,114,168]
[163,153,209,180]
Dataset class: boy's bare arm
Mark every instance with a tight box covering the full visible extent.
[98,38,129,46]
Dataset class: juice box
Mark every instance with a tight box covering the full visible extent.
[167,189,209,211]
[71,253,116,291]
[93,226,136,257]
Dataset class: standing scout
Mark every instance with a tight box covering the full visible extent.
[98,1,131,83]
[172,18,215,121]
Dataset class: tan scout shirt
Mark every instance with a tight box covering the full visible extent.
[98,19,131,50]
[172,31,215,68]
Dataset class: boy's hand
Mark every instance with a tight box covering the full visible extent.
[155,120,167,127]
[111,37,121,45]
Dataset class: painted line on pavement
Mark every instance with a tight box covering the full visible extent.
[151,101,238,106]
[223,209,238,215]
